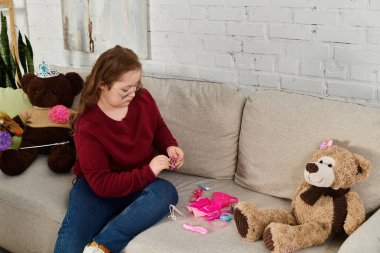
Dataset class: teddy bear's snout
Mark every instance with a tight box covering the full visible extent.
[306,163,319,173]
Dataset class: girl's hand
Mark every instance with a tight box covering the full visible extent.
[167,146,184,170]
[149,155,169,176]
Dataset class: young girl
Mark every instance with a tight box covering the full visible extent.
[54,45,184,253]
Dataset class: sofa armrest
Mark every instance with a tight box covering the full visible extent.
[338,208,380,253]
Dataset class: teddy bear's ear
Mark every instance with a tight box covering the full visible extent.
[353,153,372,183]
[65,72,84,96]
[20,73,35,92]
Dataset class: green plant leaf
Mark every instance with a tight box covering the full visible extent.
[9,50,18,89]
[0,54,13,88]
[0,12,11,70]
[0,55,7,88]
[25,36,33,73]
[18,31,27,73]
[0,12,34,88]
[0,12,6,60]
[25,48,33,75]
[25,35,33,60]
[0,12,13,88]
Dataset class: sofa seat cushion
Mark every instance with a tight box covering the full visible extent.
[338,208,380,253]
[122,172,344,253]
[143,77,246,179]
[0,156,74,253]
[235,90,380,214]
[0,158,343,253]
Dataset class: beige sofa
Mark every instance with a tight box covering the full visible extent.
[0,68,379,253]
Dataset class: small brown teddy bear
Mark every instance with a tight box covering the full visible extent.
[0,63,83,175]
[234,144,372,253]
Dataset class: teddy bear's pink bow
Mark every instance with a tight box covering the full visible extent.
[320,139,333,149]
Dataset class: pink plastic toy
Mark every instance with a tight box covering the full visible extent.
[187,191,239,220]
[187,197,210,217]
[189,187,204,203]
[168,154,177,170]
[212,192,238,207]
[182,223,208,235]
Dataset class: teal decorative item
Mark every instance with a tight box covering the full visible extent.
[35,62,59,78]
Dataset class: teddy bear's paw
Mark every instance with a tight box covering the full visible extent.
[234,202,264,242]
[234,207,250,239]
[0,149,32,175]
[263,227,275,251]
[48,145,75,173]
[48,154,75,173]
[263,225,288,253]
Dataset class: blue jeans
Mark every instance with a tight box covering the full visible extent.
[54,177,178,253]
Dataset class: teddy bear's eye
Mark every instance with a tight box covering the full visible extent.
[319,160,323,164]
[328,164,332,168]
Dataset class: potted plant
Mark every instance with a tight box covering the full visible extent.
[0,11,33,89]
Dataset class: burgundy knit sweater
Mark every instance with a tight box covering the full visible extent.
[73,89,178,198]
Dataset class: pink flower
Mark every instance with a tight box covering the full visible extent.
[49,105,70,124]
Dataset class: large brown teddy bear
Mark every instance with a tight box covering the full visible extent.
[0,64,83,175]
[234,144,372,253]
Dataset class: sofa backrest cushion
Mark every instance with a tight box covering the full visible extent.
[0,87,32,117]
[235,90,380,213]
[143,77,246,179]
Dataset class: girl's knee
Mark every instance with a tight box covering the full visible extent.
[148,179,178,204]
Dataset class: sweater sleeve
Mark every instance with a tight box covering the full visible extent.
[150,95,178,154]
[74,128,156,198]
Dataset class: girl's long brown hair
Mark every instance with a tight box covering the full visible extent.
[71,45,142,132]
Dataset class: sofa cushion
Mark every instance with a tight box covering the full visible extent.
[123,171,343,253]
[143,77,246,179]
[0,157,74,253]
[0,162,343,253]
[337,208,380,253]
[235,90,380,213]
[0,87,32,117]
[52,69,246,180]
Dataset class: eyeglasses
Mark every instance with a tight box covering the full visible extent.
[122,81,143,93]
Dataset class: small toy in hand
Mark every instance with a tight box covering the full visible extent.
[0,112,24,151]
[169,154,178,171]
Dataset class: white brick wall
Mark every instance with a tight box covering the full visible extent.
[7,0,380,105]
